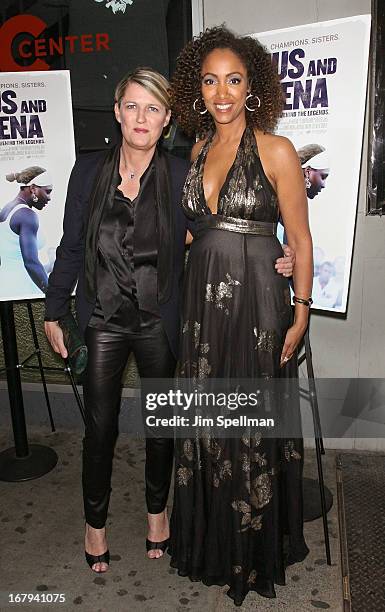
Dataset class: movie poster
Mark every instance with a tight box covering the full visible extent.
[254,15,371,313]
[0,70,75,301]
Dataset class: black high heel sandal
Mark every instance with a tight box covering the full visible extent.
[146,538,169,557]
[85,549,110,572]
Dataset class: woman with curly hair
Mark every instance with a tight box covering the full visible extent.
[168,26,313,605]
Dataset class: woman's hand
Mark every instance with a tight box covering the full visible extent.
[280,321,307,366]
[44,321,68,358]
[275,244,295,277]
[185,230,194,245]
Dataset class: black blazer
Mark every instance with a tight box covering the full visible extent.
[45,149,191,358]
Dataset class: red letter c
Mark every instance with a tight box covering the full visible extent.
[0,15,49,71]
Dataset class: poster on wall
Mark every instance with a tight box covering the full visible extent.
[0,70,75,301]
[254,15,371,313]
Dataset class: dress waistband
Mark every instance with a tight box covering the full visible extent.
[196,214,277,236]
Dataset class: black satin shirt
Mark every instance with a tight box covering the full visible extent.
[88,163,160,332]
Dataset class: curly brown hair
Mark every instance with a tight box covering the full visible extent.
[170,25,284,137]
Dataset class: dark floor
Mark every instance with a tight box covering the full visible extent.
[0,428,342,611]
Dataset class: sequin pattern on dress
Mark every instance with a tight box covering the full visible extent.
[205,273,241,315]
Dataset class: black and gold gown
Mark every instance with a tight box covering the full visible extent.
[169,126,309,606]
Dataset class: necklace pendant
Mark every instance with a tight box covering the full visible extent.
[129,171,135,179]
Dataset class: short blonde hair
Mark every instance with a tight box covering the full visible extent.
[114,67,170,110]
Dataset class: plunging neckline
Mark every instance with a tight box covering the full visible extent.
[200,127,247,216]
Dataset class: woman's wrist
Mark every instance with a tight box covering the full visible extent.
[293,308,309,329]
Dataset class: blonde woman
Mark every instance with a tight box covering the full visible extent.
[44,68,191,570]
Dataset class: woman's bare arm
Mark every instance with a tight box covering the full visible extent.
[271,136,313,362]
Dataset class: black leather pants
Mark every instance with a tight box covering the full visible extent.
[82,317,176,529]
